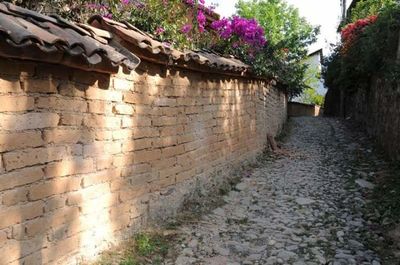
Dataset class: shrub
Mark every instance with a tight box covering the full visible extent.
[235,0,319,97]
[349,0,396,22]
[211,16,266,59]
[323,4,400,92]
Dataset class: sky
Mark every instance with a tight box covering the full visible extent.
[205,0,343,54]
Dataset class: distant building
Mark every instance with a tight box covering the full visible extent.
[305,49,326,95]
[291,48,327,103]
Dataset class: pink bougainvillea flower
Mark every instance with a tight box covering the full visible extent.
[121,0,130,4]
[185,0,194,6]
[86,3,109,10]
[155,27,165,35]
[212,16,266,48]
[197,10,206,32]
[181,24,192,34]
[162,42,171,48]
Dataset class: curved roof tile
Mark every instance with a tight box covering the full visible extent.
[88,16,250,74]
[0,2,140,73]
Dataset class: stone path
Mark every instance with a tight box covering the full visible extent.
[169,117,385,265]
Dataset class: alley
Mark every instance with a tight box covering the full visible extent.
[171,117,384,265]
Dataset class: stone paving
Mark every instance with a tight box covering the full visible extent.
[169,117,385,265]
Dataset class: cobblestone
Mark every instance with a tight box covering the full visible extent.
[168,117,384,265]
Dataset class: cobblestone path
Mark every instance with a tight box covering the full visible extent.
[170,117,384,265]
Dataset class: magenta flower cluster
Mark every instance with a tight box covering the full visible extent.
[212,16,267,48]
[197,10,206,32]
[86,3,112,18]
[181,0,208,34]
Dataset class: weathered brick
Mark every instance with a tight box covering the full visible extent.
[159,165,181,179]
[123,92,153,105]
[122,138,152,152]
[185,106,201,114]
[153,176,175,190]
[112,154,134,168]
[176,168,196,183]
[85,86,122,101]
[122,116,152,128]
[13,217,50,239]
[104,141,123,156]
[66,192,82,206]
[178,134,196,144]
[177,97,197,106]
[0,239,20,264]
[0,154,3,173]
[78,183,110,201]
[109,178,124,192]
[184,140,203,152]
[94,155,112,170]
[0,131,43,152]
[58,81,86,97]
[0,167,44,192]
[0,229,7,249]
[23,78,58,93]
[67,144,83,157]
[119,185,149,202]
[0,78,22,93]
[161,145,185,158]
[0,201,43,229]
[2,187,28,206]
[114,78,133,91]
[154,97,177,107]
[152,136,178,148]
[83,114,121,128]
[3,146,67,171]
[44,158,95,178]
[152,157,176,170]
[134,105,158,115]
[162,107,181,116]
[112,129,133,140]
[94,130,113,141]
[42,235,80,264]
[153,117,177,126]
[0,112,59,131]
[133,149,161,163]
[83,141,121,157]
[109,203,131,229]
[44,128,91,144]
[29,177,81,200]
[171,74,190,86]
[121,163,152,178]
[132,127,159,139]
[0,95,34,112]
[114,104,134,115]
[49,206,80,228]
[82,168,120,187]
[88,101,113,114]
[162,86,186,97]
[160,125,184,137]
[36,97,87,112]
[60,113,83,126]
[44,195,67,213]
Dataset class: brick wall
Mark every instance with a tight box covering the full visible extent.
[288,102,322,117]
[0,58,287,264]
[344,77,400,160]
